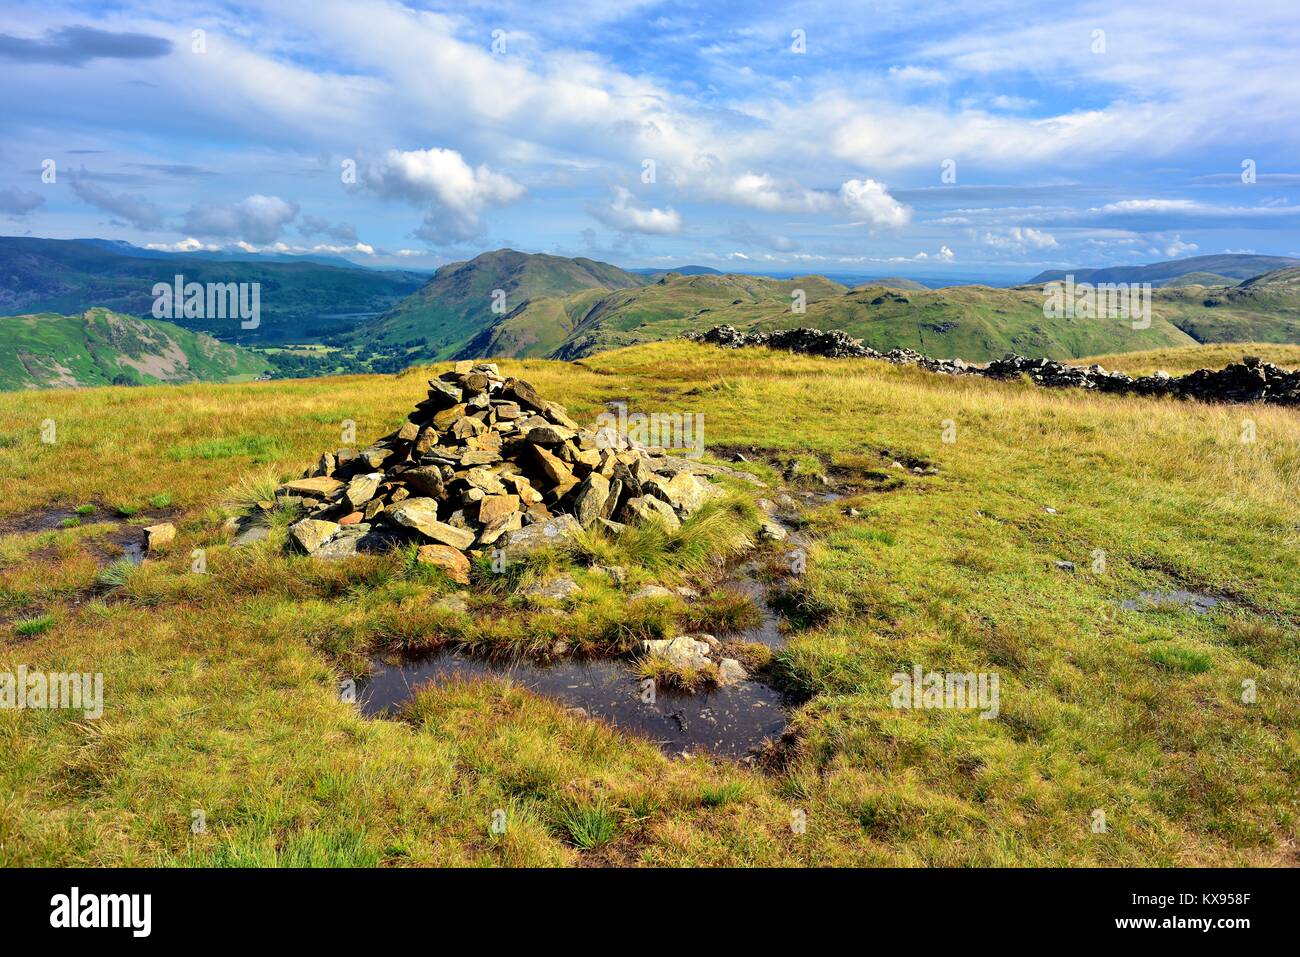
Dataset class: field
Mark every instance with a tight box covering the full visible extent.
[1,342,1296,866]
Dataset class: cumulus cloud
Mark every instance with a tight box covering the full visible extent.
[363,147,524,245]
[143,237,221,252]
[182,194,299,244]
[1163,234,1199,258]
[0,187,44,217]
[727,172,832,213]
[983,226,1058,250]
[589,187,682,234]
[68,171,163,229]
[839,178,911,227]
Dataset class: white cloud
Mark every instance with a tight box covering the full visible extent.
[143,237,220,252]
[839,178,911,227]
[590,186,682,234]
[724,172,832,213]
[182,194,299,244]
[983,226,1058,250]
[363,147,525,244]
[1163,235,1199,258]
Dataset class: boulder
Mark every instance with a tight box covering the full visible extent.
[290,518,338,553]
[416,544,471,584]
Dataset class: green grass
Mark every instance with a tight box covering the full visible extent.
[13,613,55,637]
[0,341,1296,867]
[553,798,619,850]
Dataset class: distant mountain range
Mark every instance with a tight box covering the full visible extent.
[351,248,1300,364]
[5,238,1300,385]
[1028,253,1299,287]
[0,236,428,342]
[0,307,270,390]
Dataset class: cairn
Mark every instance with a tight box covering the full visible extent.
[276,361,728,576]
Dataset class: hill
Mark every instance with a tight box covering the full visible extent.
[854,277,929,291]
[0,307,271,390]
[0,342,1295,866]
[1028,253,1298,287]
[548,272,848,359]
[1161,272,1238,288]
[0,236,428,343]
[353,248,646,358]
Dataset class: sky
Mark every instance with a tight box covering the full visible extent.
[2,0,1299,282]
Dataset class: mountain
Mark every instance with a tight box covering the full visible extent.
[853,277,928,291]
[630,265,724,279]
[0,236,428,343]
[352,248,646,357]
[1028,254,1298,287]
[365,251,1300,365]
[0,307,271,390]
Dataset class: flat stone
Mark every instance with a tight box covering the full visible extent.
[389,499,476,550]
[290,518,339,553]
[498,514,581,562]
[716,658,747,687]
[478,494,521,527]
[416,544,471,584]
[279,476,343,498]
[759,520,788,541]
[623,495,681,532]
[641,636,711,669]
[345,472,382,509]
[143,522,176,552]
[522,575,581,601]
[630,584,675,601]
[338,511,364,526]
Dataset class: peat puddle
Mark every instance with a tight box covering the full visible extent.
[360,652,790,758]
[0,506,168,566]
[358,518,808,759]
[1121,589,1224,615]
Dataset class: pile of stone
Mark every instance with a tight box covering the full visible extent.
[275,361,729,575]
[686,325,1300,406]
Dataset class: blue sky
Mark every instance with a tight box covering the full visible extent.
[2,0,1299,281]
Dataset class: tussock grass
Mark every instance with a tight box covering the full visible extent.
[0,342,1296,866]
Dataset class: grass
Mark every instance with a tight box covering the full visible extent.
[0,341,1296,866]
[12,613,55,637]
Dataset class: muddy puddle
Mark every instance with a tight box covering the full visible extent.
[1121,589,1223,615]
[0,506,168,566]
[360,651,791,757]
[359,516,810,759]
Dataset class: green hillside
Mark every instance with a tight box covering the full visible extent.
[549,272,848,358]
[0,307,271,390]
[1161,272,1237,288]
[355,249,646,357]
[0,236,427,344]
